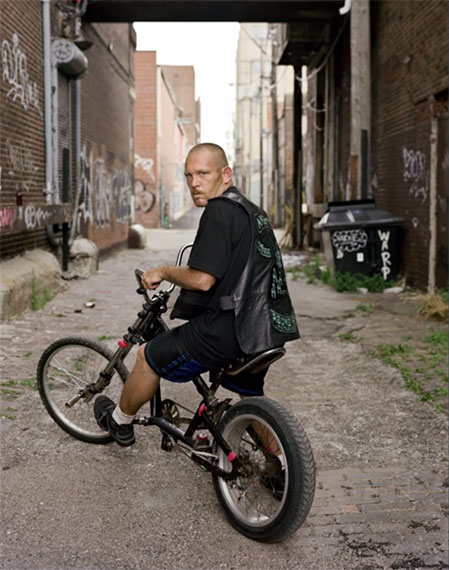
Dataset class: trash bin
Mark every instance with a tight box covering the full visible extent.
[314,199,403,282]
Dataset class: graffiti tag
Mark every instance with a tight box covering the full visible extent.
[402,147,428,204]
[24,205,52,230]
[332,229,368,253]
[135,179,156,213]
[78,146,131,228]
[135,153,155,181]
[377,229,392,280]
[2,33,41,115]
[0,208,18,230]
[6,140,35,175]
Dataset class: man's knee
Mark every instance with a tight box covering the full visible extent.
[137,343,147,362]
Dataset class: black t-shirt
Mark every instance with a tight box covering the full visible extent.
[177,193,251,368]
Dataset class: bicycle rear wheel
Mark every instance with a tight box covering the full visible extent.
[37,337,129,444]
[212,397,315,543]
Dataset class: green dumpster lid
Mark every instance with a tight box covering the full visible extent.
[314,199,404,230]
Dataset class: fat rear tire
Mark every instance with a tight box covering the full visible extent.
[212,397,315,542]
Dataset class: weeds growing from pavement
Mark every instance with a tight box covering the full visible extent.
[0,377,38,403]
[97,334,115,341]
[1,407,17,420]
[339,332,359,342]
[323,271,392,293]
[370,330,448,412]
[356,302,374,314]
[287,255,393,292]
[31,272,53,311]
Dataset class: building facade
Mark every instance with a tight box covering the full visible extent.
[275,0,448,290]
[1,0,135,263]
[134,54,200,228]
[234,23,294,226]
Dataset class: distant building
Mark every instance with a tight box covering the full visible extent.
[134,54,200,228]
[234,23,294,226]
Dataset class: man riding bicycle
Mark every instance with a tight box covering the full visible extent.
[95,143,299,446]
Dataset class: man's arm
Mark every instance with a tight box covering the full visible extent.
[142,265,216,292]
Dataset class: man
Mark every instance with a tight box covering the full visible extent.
[94,143,298,446]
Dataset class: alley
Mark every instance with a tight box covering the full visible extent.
[0,232,447,570]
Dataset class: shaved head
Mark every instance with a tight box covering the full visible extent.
[186,143,229,170]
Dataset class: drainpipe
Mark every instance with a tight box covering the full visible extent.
[70,79,82,244]
[42,0,53,203]
[428,114,438,294]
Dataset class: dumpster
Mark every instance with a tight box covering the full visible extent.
[314,199,404,282]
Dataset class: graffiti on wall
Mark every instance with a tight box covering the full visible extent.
[135,153,155,182]
[134,180,156,213]
[0,208,18,230]
[0,204,70,234]
[4,139,38,194]
[78,146,131,229]
[402,147,428,204]
[2,33,41,115]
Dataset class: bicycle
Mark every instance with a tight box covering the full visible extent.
[37,243,316,543]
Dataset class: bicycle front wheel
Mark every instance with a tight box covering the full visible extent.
[37,337,129,444]
[213,397,315,543]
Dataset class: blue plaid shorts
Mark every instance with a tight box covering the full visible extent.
[144,326,266,395]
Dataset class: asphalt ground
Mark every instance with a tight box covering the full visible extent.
[0,226,447,570]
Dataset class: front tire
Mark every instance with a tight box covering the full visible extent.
[212,397,315,542]
[37,337,129,444]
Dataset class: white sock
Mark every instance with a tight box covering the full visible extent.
[112,405,135,425]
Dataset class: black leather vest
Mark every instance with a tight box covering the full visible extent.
[218,188,300,355]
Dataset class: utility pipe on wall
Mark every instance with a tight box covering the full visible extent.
[428,115,438,294]
[42,0,53,203]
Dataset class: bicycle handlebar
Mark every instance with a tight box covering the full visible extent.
[134,242,193,296]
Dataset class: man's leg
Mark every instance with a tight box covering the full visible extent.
[118,343,160,415]
[94,343,159,446]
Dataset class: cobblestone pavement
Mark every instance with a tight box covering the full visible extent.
[0,232,447,570]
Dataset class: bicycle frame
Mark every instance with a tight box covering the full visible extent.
[67,243,243,480]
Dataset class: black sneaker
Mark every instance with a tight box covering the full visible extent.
[260,455,285,501]
[94,395,135,447]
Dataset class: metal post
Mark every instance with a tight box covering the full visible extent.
[259,54,264,209]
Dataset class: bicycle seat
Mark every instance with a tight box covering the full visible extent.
[226,347,286,376]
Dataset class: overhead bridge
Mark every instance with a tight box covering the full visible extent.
[85,0,344,24]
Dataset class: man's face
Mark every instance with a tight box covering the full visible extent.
[184,150,231,207]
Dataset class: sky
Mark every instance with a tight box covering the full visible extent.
[133,22,240,157]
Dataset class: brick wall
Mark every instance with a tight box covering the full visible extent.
[0,3,135,260]
[159,70,187,224]
[161,65,198,149]
[77,22,135,252]
[0,0,48,259]
[371,0,448,289]
[134,51,159,228]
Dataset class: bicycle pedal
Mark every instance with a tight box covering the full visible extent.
[161,433,173,452]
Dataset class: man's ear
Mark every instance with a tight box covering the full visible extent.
[222,165,232,184]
